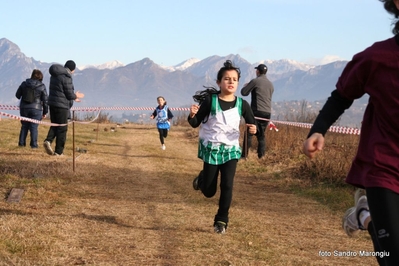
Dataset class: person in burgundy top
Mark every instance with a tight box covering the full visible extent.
[303,1,399,265]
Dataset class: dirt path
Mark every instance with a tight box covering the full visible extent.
[79,124,376,265]
[0,122,377,265]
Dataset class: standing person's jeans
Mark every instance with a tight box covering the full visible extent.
[45,107,69,155]
[247,111,271,159]
[19,108,43,148]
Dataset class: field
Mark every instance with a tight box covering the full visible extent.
[0,118,376,265]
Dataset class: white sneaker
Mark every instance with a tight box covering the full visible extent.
[342,189,369,237]
[162,144,166,150]
[354,189,366,205]
[355,195,369,230]
[342,207,358,237]
[43,141,54,155]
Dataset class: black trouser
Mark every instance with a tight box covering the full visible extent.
[366,187,399,265]
[45,106,69,155]
[158,128,168,145]
[198,160,238,225]
[246,111,270,158]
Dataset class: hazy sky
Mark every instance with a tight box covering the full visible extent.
[2,0,394,68]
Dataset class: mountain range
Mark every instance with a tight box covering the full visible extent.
[0,38,366,126]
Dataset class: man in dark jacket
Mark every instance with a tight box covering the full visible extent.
[43,60,84,156]
[241,64,274,159]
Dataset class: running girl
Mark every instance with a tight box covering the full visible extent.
[188,60,257,234]
[150,96,174,150]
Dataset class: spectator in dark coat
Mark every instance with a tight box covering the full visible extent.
[43,60,84,156]
[15,69,48,148]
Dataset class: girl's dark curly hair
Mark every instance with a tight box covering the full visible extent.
[192,60,241,104]
[192,86,220,104]
[380,0,399,34]
[216,60,241,83]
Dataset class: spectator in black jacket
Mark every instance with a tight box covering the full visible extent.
[15,69,48,148]
[43,60,84,156]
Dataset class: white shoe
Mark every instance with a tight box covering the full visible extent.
[342,189,369,237]
[355,195,369,230]
[342,207,358,237]
[43,141,54,155]
[162,144,166,150]
[354,189,366,205]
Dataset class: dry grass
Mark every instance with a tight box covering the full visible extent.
[0,119,376,265]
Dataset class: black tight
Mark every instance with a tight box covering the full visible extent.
[366,187,399,265]
[198,160,238,225]
[157,128,168,144]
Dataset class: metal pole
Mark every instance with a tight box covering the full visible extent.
[73,110,75,172]
[96,121,99,141]
[243,127,248,160]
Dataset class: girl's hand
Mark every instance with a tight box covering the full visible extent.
[190,104,199,118]
[246,124,257,135]
[302,133,325,159]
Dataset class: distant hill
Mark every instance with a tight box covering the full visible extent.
[0,37,365,127]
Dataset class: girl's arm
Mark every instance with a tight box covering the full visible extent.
[188,96,211,128]
[242,100,257,135]
[150,109,157,119]
[241,100,256,125]
[307,89,353,137]
[303,90,352,159]
[167,109,174,120]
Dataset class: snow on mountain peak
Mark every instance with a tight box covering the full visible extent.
[256,59,315,74]
[79,60,125,70]
[160,58,200,72]
[175,58,200,70]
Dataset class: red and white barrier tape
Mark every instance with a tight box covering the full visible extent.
[0,108,103,126]
[0,105,191,112]
[254,117,360,135]
[0,112,67,126]
[0,105,360,135]
[268,121,279,132]
[0,105,20,111]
